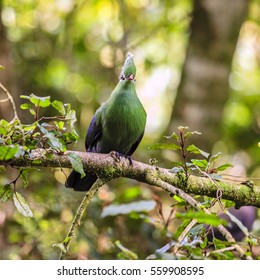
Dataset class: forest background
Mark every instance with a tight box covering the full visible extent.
[0,0,260,260]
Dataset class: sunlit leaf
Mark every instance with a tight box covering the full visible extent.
[54,121,65,130]
[186,145,208,158]
[22,122,38,132]
[52,100,66,115]
[20,94,51,108]
[63,132,79,143]
[190,159,208,168]
[208,152,221,166]
[0,120,8,135]
[20,103,33,110]
[164,132,179,140]
[173,195,184,202]
[65,106,77,129]
[184,130,202,138]
[176,211,227,227]
[215,163,233,172]
[0,145,19,160]
[52,242,68,253]
[13,192,33,217]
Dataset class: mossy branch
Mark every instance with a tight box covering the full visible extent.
[1,148,260,208]
[1,148,256,259]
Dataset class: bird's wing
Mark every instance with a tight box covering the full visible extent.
[126,131,145,156]
[85,107,103,152]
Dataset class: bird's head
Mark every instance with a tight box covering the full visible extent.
[120,53,136,82]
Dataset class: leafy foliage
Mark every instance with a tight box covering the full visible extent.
[0,94,79,217]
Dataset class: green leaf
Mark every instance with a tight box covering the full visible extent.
[13,192,33,217]
[215,163,233,172]
[20,103,33,110]
[65,106,77,129]
[175,219,191,239]
[176,211,227,227]
[0,145,19,160]
[115,240,138,260]
[187,145,210,158]
[189,224,205,236]
[173,195,184,202]
[52,100,66,115]
[164,132,179,141]
[208,152,221,166]
[45,132,66,151]
[101,200,156,218]
[191,159,208,168]
[20,94,51,108]
[54,121,64,130]
[67,152,85,178]
[184,130,202,138]
[0,184,12,203]
[0,119,9,135]
[63,132,79,143]
[148,143,181,150]
[200,235,208,249]
[52,242,68,253]
[22,122,38,132]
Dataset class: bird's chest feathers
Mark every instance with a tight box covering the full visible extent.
[103,94,144,145]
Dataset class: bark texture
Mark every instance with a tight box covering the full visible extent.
[1,148,260,207]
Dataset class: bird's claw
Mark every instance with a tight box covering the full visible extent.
[110,151,133,166]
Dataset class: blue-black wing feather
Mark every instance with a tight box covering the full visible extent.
[85,113,103,152]
[66,113,103,191]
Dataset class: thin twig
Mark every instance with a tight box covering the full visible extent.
[0,82,20,122]
[172,219,198,255]
[146,174,252,259]
[59,178,106,260]
[206,246,236,257]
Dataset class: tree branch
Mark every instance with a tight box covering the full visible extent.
[59,178,106,260]
[1,148,260,208]
[1,148,255,259]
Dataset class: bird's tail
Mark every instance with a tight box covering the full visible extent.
[65,170,97,192]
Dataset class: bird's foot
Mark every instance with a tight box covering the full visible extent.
[110,151,133,166]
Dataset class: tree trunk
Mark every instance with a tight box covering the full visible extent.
[0,0,17,121]
[168,0,249,151]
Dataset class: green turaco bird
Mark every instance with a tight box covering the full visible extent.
[65,53,147,191]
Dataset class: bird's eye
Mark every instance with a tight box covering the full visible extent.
[120,74,126,80]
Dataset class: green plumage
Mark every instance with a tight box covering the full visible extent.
[66,53,147,191]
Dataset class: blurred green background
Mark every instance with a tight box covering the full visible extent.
[0,0,260,259]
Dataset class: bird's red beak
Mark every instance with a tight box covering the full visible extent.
[128,74,134,80]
